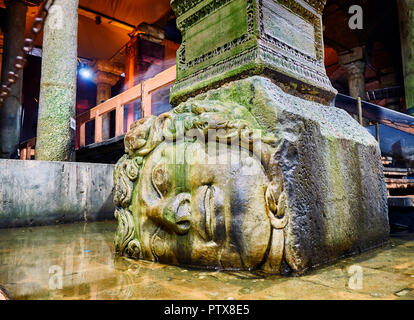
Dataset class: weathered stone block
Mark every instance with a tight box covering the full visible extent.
[170,0,336,104]
[194,77,390,272]
[0,160,115,228]
[114,76,389,274]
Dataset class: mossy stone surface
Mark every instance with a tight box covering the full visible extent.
[170,0,336,105]
[35,0,79,161]
[398,0,414,115]
[189,76,389,273]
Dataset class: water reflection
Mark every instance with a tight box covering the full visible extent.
[0,221,413,300]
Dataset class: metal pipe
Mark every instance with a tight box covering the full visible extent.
[78,6,135,32]
[357,97,363,125]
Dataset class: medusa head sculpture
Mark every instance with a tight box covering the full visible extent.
[113,100,288,273]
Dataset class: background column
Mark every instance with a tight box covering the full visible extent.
[339,47,367,124]
[339,47,366,100]
[92,60,123,141]
[0,0,27,159]
[398,0,414,115]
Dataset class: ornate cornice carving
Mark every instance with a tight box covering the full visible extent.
[170,0,204,17]
[302,0,326,14]
[171,0,327,16]
[170,0,335,104]
[342,60,366,78]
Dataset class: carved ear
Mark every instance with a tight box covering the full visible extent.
[265,181,288,229]
[151,161,170,198]
[265,182,278,213]
[127,239,142,259]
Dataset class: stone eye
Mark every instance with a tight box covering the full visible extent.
[152,163,170,197]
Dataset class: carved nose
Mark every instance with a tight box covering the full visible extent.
[163,193,192,234]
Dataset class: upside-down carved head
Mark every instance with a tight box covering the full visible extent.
[113,100,288,272]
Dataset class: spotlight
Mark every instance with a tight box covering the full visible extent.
[79,67,92,80]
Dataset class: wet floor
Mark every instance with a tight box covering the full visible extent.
[0,220,413,300]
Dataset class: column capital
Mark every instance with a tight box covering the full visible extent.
[338,47,365,66]
[339,48,366,100]
[93,71,120,87]
[342,60,366,78]
[92,60,124,86]
[94,60,124,76]
[171,0,328,15]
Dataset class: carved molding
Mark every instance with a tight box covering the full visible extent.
[94,60,124,77]
[342,60,366,78]
[93,71,121,86]
[177,0,255,71]
[171,0,327,16]
[171,0,335,104]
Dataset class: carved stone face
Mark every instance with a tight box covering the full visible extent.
[133,139,272,270]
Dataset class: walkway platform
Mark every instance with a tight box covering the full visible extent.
[76,135,125,164]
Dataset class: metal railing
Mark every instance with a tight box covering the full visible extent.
[77,65,176,148]
[19,75,414,159]
[334,93,414,136]
[19,137,36,160]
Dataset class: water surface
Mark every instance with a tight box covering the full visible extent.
[0,221,413,300]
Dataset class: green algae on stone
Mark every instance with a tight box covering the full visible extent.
[35,0,79,161]
[170,0,336,105]
[398,0,414,115]
[114,75,389,274]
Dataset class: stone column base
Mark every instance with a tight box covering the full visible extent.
[115,76,389,275]
[187,76,389,274]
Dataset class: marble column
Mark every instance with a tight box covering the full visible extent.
[339,47,367,124]
[92,60,123,140]
[339,47,366,100]
[36,0,79,161]
[0,34,4,77]
[124,37,139,131]
[93,60,123,105]
[398,0,414,115]
[0,0,27,159]
[342,61,366,100]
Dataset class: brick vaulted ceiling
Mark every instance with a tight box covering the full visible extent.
[0,0,173,61]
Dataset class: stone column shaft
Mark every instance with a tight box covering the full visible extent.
[35,0,79,161]
[96,83,112,106]
[0,34,4,77]
[93,70,121,105]
[339,47,367,124]
[92,60,123,140]
[0,0,27,159]
[339,47,366,99]
[343,60,366,99]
